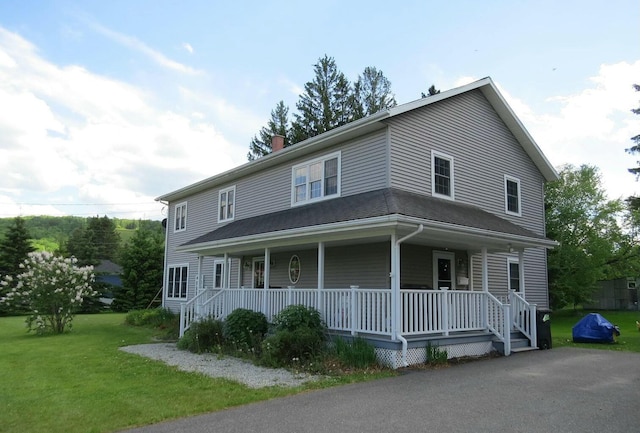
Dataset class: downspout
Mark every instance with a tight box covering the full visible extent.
[393,224,424,367]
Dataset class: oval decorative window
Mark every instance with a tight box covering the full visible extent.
[289,255,301,284]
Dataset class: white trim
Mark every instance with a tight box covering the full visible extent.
[166,263,189,299]
[433,251,456,290]
[253,257,265,289]
[177,213,558,255]
[431,150,455,201]
[218,185,236,223]
[288,255,301,284]
[291,151,341,206]
[504,175,522,216]
[173,202,187,232]
[213,259,224,289]
[507,257,521,292]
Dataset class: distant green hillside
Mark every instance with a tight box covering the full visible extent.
[0,216,164,256]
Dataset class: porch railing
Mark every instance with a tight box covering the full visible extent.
[179,287,534,357]
[400,289,485,335]
[486,292,511,355]
[508,290,537,349]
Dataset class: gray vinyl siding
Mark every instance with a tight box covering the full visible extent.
[239,243,391,290]
[470,249,549,308]
[400,244,469,290]
[388,89,546,236]
[162,130,388,306]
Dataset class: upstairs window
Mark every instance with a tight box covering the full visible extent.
[432,151,454,200]
[218,186,236,222]
[174,202,187,232]
[167,264,188,298]
[292,152,341,205]
[504,175,521,216]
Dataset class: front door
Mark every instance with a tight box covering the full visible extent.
[253,258,265,288]
[433,251,456,290]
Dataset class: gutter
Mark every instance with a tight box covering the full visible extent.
[394,224,423,367]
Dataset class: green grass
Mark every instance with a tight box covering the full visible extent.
[551,309,640,352]
[0,314,392,433]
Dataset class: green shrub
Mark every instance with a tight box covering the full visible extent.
[223,308,268,352]
[333,337,378,368]
[125,308,178,338]
[426,343,448,365]
[261,326,326,367]
[177,317,225,353]
[273,304,325,335]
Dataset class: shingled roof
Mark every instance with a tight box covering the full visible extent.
[181,188,549,248]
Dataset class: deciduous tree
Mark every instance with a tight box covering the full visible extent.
[545,165,624,309]
[0,251,96,334]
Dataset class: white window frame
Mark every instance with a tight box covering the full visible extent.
[213,259,224,289]
[174,202,187,232]
[431,150,455,200]
[166,264,189,299]
[507,258,520,292]
[291,151,341,206]
[218,185,236,223]
[504,175,522,216]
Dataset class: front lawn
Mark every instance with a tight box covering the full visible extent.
[551,309,640,352]
[0,314,388,433]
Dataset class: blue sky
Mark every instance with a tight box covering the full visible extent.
[0,0,638,220]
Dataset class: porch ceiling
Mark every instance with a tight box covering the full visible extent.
[177,188,556,257]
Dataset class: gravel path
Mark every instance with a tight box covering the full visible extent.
[119,343,320,388]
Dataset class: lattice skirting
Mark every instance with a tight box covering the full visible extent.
[375,341,495,369]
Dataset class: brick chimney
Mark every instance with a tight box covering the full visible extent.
[271,135,285,152]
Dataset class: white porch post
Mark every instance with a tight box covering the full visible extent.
[262,248,270,317]
[196,255,203,316]
[481,247,488,293]
[390,234,400,340]
[317,242,325,312]
[223,253,229,290]
[481,246,489,330]
[518,250,525,295]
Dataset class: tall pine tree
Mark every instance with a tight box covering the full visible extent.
[290,55,352,143]
[352,66,397,118]
[247,101,290,161]
[0,216,35,279]
[0,216,35,315]
[626,83,640,210]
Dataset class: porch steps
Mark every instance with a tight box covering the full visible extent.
[492,331,536,355]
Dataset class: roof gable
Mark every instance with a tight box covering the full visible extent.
[157,77,557,202]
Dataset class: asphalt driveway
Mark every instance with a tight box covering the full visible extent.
[123,348,640,433]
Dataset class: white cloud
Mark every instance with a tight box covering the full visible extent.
[499,61,640,201]
[89,21,202,75]
[0,27,245,219]
[182,42,194,54]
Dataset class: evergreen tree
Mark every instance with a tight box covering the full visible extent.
[626,83,640,209]
[421,84,440,98]
[0,217,36,315]
[352,66,397,118]
[65,216,120,266]
[247,101,291,161]
[113,227,164,311]
[290,55,352,143]
[0,216,36,279]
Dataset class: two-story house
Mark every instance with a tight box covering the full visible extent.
[156,77,558,368]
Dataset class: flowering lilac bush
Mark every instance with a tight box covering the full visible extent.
[0,251,96,334]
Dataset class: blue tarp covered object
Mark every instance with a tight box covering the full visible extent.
[572,313,620,343]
